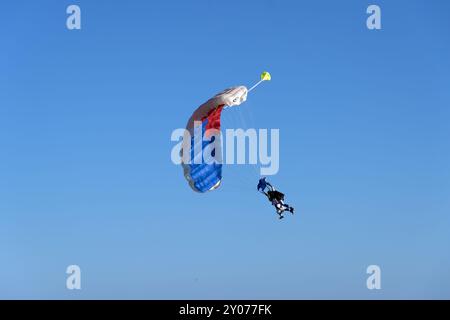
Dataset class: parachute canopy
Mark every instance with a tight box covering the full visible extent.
[180,72,271,193]
[181,86,248,192]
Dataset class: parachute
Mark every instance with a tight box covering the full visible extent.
[181,72,271,193]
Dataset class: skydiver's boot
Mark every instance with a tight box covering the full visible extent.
[277,209,284,219]
[290,207,295,214]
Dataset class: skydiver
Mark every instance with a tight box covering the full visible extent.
[257,178,294,219]
[257,177,272,195]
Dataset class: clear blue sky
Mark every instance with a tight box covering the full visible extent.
[1,0,449,299]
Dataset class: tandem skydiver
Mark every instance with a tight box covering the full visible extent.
[257,177,294,219]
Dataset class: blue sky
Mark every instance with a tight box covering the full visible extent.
[1,0,449,299]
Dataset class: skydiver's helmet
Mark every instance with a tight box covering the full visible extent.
[257,177,267,191]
